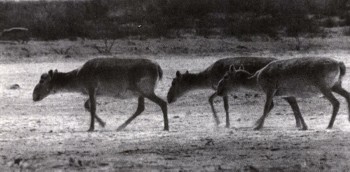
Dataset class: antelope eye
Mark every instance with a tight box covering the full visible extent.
[224,75,229,80]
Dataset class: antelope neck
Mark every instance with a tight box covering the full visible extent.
[184,72,211,89]
[52,70,80,92]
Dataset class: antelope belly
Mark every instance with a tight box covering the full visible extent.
[97,89,139,99]
[97,83,139,99]
[237,85,261,93]
[276,86,321,98]
[114,89,139,99]
[275,78,320,98]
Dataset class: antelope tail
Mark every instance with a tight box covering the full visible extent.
[248,70,260,80]
[157,64,163,80]
[339,61,346,80]
[212,83,218,90]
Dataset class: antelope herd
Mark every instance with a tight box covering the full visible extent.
[32,56,350,132]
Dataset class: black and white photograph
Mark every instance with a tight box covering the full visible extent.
[1,0,350,171]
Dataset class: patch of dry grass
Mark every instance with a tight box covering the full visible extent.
[1,34,350,63]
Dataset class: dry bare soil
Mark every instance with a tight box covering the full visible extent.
[1,49,350,171]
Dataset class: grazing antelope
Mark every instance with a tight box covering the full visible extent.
[33,58,169,132]
[167,57,276,128]
[217,57,350,130]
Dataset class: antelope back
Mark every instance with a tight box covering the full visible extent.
[77,58,162,96]
[257,57,343,97]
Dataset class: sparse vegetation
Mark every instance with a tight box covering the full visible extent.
[91,39,116,54]
[50,46,72,55]
[0,0,349,40]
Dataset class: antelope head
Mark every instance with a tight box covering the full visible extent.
[167,70,191,103]
[33,69,58,101]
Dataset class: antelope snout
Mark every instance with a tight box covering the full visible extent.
[167,97,175,104]
[32,92,44,102]
[33,94,41,102]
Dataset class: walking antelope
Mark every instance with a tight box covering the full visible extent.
[217,57,350,130]
[33,58,169,132]
[167,57,276,128]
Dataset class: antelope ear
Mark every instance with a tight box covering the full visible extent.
[176,71,181,78]
[185,70,189,74]
[239,64,245,70]
[229,65,235,73]
[48,70,54,78]
[52,69,58,79]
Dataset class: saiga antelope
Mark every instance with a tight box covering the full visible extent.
[33,58,169,132]
[167,57,276,128]
[217,57,350,130]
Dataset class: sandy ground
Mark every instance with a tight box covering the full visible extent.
[1,53,350,171]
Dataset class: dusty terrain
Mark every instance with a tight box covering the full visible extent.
[1,41,350,171]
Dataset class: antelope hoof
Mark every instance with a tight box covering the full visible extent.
[299,126,308,131]
[116,126,125,132]
[253,127,261,131]
[87,128,94,132]
[253,124,263,130]
[99,121,106,128]
[164,126,169,131]
[326,126,333,130]
[225,123,230,128]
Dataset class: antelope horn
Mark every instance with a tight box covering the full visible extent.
[239,64,245,70]
[212,83,218,90]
